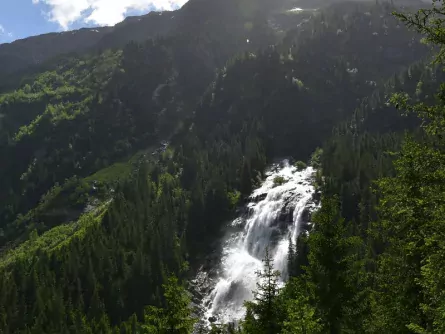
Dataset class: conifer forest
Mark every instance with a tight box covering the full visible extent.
[1,0,445,333]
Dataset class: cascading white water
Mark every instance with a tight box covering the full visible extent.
[201,160,317,325]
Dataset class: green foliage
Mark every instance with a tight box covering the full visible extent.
[242,247,282,334]
[294,160,307,171]
[368,77,445,333]
[0,0,441,332]
[84,160,135,185]
[310,148,323,169]
[280,278,322,334]
[0,204,107,268]
[207,323,239,334]
[273,176,287,187]
[393,1,445,64]
[142,276,197,334]
[227,190,242,209]
[306,197,369,332]
[0,162,191,332]
[245,3,445,334]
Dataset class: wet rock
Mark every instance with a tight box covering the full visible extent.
[313,190,321,203]
[277,199,295,225]
[236,206,247,215]
[225,281,245,301]
[301,207,311,222]
[278,211,287,222]
[191,289,203,300]
[270,228,282,244]
[250,193,267,202]
[299,220,311,233]
[209,316,217,323]
[189,267,215,307]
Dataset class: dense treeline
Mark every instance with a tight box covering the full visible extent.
[223,2,445,334]
[0,159,190,332]
[191,1,429,161]
[0,0,439,333]
[320,60,445,226]
[0,0,285,247]
[0,43,173,246]
[0,112,266,333]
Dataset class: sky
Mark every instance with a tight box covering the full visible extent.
[0,0,189,44]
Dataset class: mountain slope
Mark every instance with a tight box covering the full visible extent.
[0,27,112,76]
[0,0,283,81]
[193,0,429,158]
[0,0,436,332]
[2,0,426,83]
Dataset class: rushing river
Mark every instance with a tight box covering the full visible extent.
[195,160,318,326]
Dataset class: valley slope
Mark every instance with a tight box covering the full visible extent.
[0,0,437,332]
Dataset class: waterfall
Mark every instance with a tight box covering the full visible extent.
[197,160,318,326]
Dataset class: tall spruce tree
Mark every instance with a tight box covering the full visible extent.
[142,276,197,334]
[243,247,281,334]
[305,197,366,333]
[368,2,445,332]
[281,278,322,334]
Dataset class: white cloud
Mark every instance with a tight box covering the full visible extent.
[0,24,13,42]
[33,0,189,30]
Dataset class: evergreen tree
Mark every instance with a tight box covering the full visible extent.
[281,278,322,334]
[370,71,445,334]
[208,323,239,334]
[0,0,441,332]
[305,197,367,333]
[243,247,281,334]
[287,236,296,278]
[142,275,197,334]
[365,3,445,332]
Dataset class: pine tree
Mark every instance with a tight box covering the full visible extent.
[142,275,196,334]
[370,83,445,334]
[366,3,445,332]
[281,279,322,334]
[243,247,281,334]
[208,323,240,334]
[305,197,366,333]
[241,306,260,334]
[287,236,296,278]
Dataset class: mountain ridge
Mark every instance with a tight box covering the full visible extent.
[0,0,440,332]
[1,0,428,78]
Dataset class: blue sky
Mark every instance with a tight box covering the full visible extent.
[0,0,188,44]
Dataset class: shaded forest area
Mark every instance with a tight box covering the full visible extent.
[0,0,443,332]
